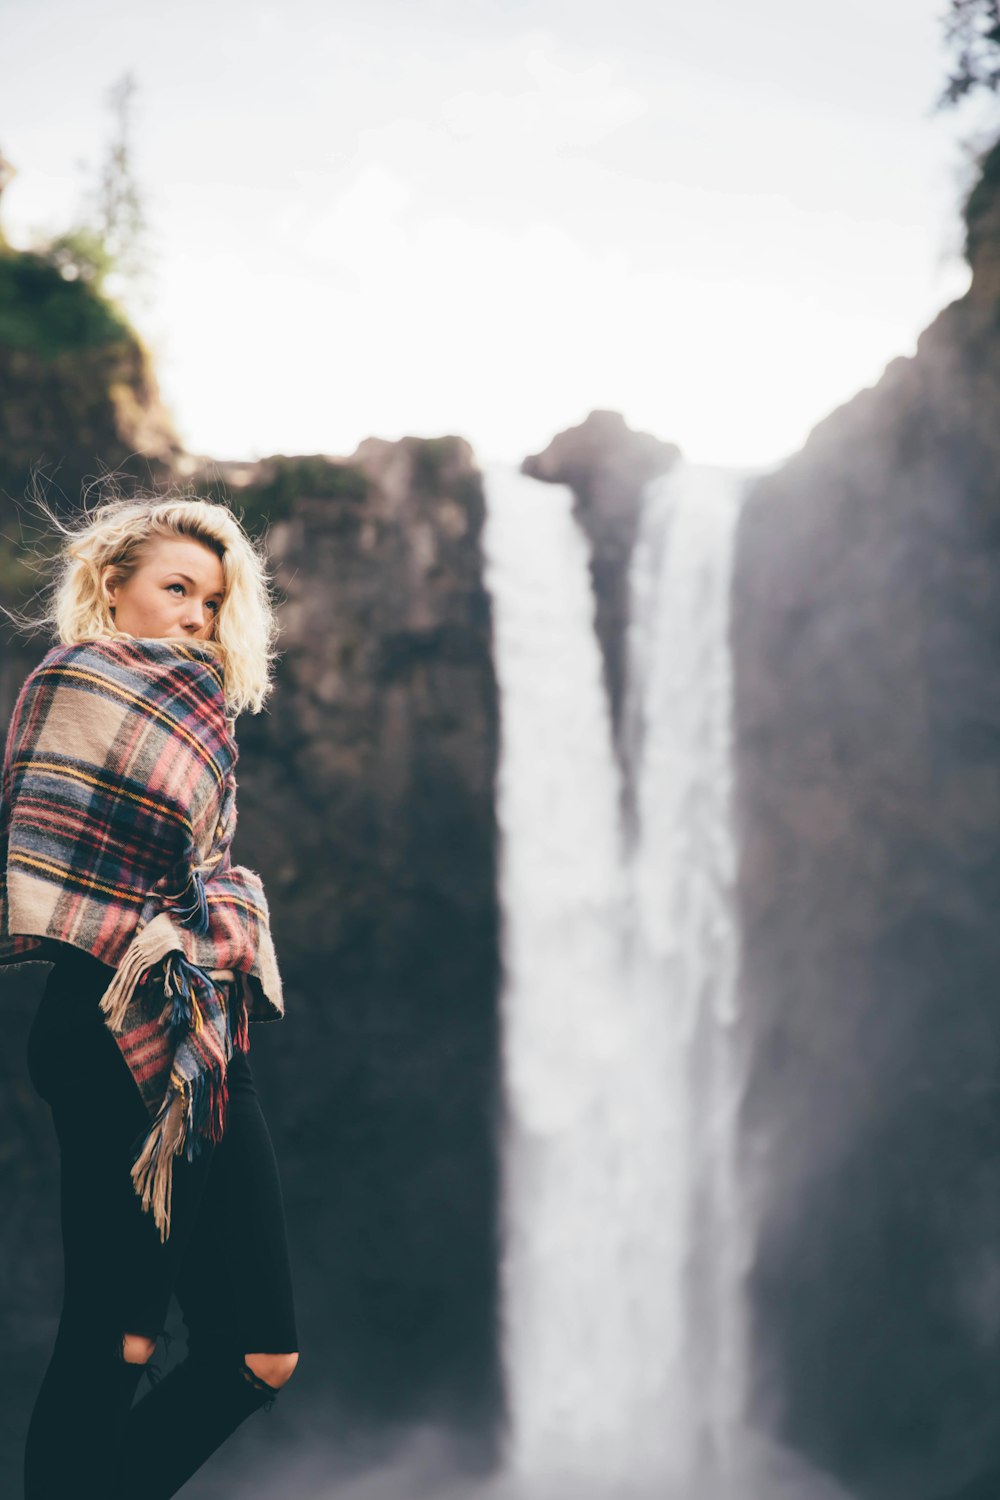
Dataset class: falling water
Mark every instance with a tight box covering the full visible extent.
[621,464,754,1487]
[481,458,755,1499]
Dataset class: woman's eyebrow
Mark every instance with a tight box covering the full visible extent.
[164,572,223,597]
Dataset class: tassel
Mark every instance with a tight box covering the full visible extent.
[164,955,202,1036]
[130,1060,229,1241]
[130,1088,188,1242]
[165,868,210,935]
[227,974,251,1054]
[185,1055,229,1146]
[119,940,243,1240]
[233,994,250,1054]
[151,951,219,1039]
[203,1066,229,1143]
[99,914,179,1033]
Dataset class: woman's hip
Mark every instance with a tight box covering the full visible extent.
[27,950,125,1103]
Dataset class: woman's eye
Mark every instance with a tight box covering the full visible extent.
[166,584,221,613]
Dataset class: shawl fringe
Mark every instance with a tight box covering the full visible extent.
[123,947,251,1241]
[98,912,182,1033]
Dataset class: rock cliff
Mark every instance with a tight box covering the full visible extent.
[731,133,1000,1498]
[224,435,503,1425]
[522,408,679,751]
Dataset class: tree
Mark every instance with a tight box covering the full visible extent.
[938,0,1000,107]
[45,71,149,294]
[0,150,16,250]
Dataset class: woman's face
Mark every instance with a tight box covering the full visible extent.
[105,536,226,642]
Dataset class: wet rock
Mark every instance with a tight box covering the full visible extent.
[522,408,679,747]
[732,133,1000,1498]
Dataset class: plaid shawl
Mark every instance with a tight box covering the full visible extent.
[0,635,285,1239]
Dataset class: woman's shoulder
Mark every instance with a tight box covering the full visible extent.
[10,636,233,770]
[17,639,228,739]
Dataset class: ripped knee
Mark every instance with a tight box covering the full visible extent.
[242,1351,299,1391]
[119,1332,157,1365]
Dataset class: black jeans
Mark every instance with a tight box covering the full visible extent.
[23,945,299,1499]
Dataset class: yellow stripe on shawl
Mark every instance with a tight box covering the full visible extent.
[206,892,269,921]
[9,851,148,905]
[40,661,226,795]
[168,642,226,691]
[10,758,196,838]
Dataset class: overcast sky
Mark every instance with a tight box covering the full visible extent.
[2,0,997,468]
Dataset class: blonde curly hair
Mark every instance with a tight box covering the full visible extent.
[9,487,281,718]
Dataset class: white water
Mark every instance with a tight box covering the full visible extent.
[481,459,755,1498]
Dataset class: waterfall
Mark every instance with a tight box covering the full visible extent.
[621,464,753,1485]
[481,459,754,1499]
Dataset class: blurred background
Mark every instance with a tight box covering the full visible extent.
[1,2,1000,1497]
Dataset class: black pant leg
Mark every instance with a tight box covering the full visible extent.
[23,954,218,1500]
[176,1047,299,1358]
[115,1049,300,1500]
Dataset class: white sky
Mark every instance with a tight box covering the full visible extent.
[1,0,997,468]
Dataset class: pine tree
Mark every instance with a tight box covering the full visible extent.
[46,71,148,294]
[939,0,1000,107]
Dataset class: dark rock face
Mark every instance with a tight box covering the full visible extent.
[226,435,504,1433]
[732,137,1000,1498]
[522,409,679,750]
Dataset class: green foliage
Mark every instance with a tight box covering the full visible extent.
[28,71,148,296]
[194,456,370,537]
[0,248,131,357]
[0,151,14,250]
[938,0,1000,107]
[43,226,116,290]
[91,73,147,285]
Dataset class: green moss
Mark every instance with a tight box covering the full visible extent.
[0,249,132,358]
[192,455,369,537]
[245,458,367,532]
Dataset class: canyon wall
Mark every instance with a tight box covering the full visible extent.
[232,435,503,1431]
[730,137,1000,1500]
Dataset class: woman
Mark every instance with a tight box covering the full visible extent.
[0,493,299,1498]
